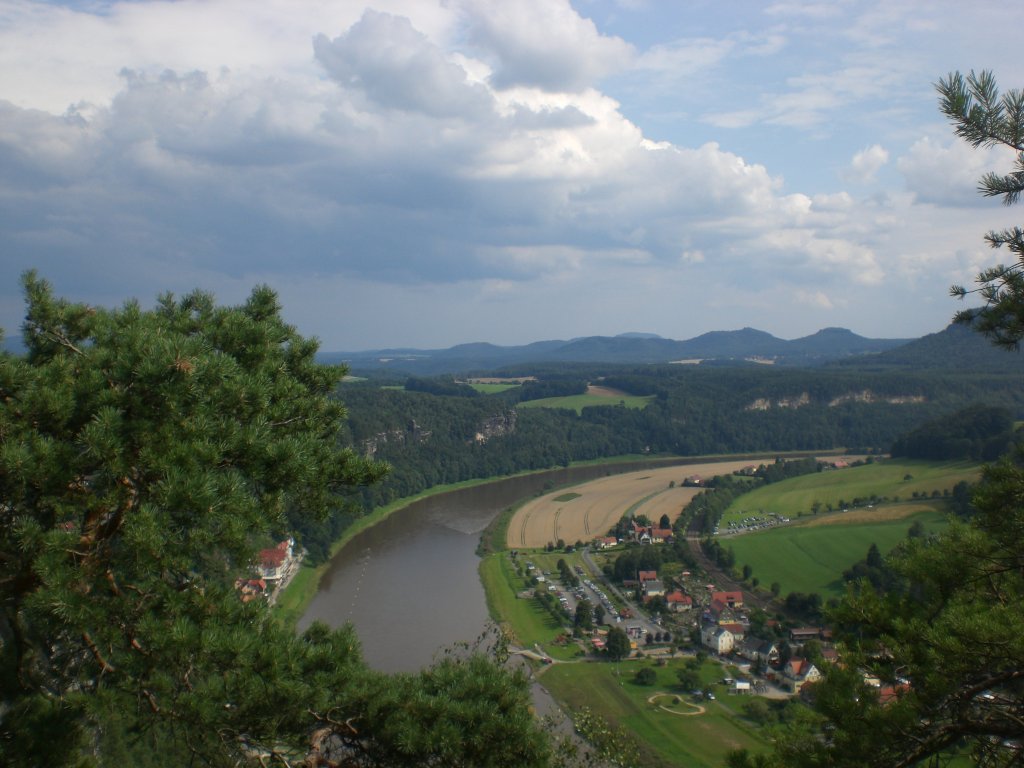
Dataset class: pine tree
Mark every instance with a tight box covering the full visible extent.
[0,274,555,767]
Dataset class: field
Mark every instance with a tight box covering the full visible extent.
[516,385,655,414]
[727,505,950,597]
[719,458,980,527]
[540,658,770,767]
[506,459,775,549]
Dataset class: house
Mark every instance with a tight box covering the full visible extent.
[719,622,746,643]
[737,636,778,665]
[784,658,822,692]
[711,590,744,608]
[650,527,673,543]
[637,570,658,584]
[258,538,295,582]
[789,627,821,644]
[235,578,267,603]
[702,624,735,654]
[595,536,619,549]
[732,679,752,694]
[642,579,665,599]
[665,591,693,612]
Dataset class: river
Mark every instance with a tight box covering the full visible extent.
[298,459,702,672]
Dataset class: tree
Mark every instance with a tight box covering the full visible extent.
[0,275,555,767]
[634,667,657,686]
[574,598,594,631]
[676,667,701,692]
[942,70,1024,348]
[605,626,631,661]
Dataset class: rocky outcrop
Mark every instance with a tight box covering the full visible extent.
[363,419,432,457]
[746,391,926,411]
[473,410,517,444]
[828,391,926,407]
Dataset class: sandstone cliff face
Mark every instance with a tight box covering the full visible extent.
[361,410,518,456]
[473,410,517,444]
[362,419,432,458]
[745,390,926,411]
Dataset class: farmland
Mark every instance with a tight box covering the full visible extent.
[718,458,980,528]
[506,459,775,549]
[726,505,950,598]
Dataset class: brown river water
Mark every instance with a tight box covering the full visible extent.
[298,459,700,672]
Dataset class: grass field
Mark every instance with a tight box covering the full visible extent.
[517,393,655,414]
[540,658,771,768]
[719,458,980,527]
[727,506,950,597]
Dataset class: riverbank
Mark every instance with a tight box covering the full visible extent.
[274,453,671,627]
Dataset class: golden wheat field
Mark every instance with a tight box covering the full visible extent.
[507,459,772,549]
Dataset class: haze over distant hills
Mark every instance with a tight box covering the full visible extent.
[322,326,923,375]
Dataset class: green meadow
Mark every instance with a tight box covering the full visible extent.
[540,658,771,768]
[719,458,980,527]
[517,393,655,414]
[727,506,949,598]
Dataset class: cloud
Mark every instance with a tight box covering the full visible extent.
[459,0,633,92]
[897,135,1007,206]
[313,10,493,119]
[843,144,889,183]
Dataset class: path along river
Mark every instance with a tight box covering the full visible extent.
[298,459,701,672]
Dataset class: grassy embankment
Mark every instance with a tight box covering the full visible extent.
[721,459,982,598]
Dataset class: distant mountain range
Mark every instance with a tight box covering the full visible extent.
[9,322,1021,375]
[322,326,923,375]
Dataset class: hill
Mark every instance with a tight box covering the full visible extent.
[832,323,1024,372]
[327,327,911,375]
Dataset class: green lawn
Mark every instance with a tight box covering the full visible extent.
[540,658,771,768]
[719,458,980,527]
[517,393,655,414]
[727,507,950,597]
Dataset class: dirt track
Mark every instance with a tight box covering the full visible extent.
[507,459,769,549]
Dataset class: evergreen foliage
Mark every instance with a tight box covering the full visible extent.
[0,275,555,767]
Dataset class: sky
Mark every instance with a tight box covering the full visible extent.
[2,0,1023,352]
